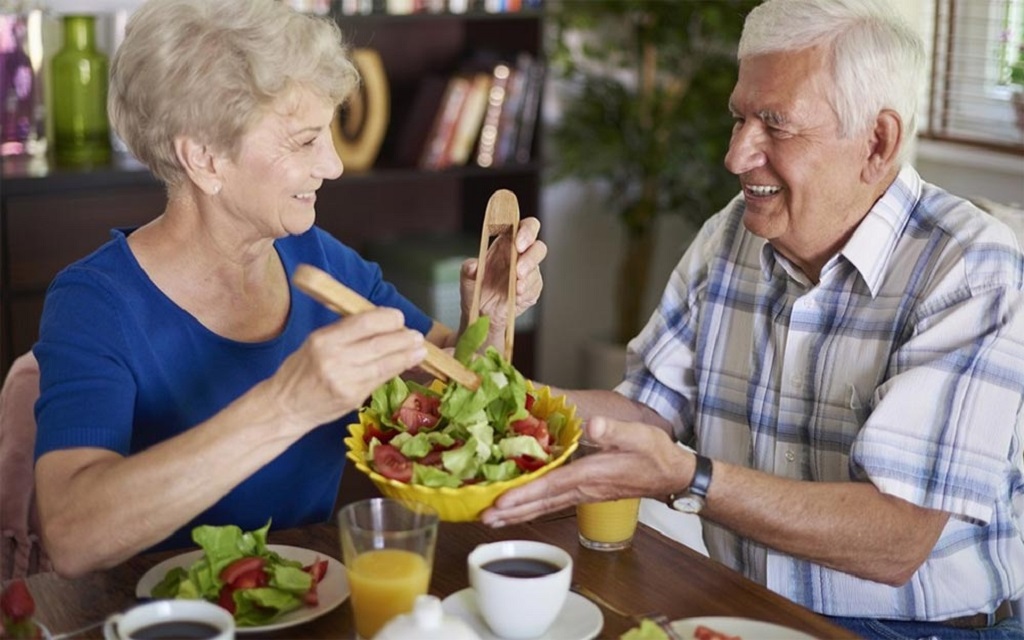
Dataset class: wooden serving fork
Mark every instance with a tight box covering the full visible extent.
[468,189,521,362]
[293,264,481,391]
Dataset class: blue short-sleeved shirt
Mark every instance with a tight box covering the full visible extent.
[34,226,432,551]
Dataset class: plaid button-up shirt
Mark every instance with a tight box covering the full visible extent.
[619,166,1024,619]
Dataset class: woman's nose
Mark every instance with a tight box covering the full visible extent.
[318,136,344,180]
[724,122,766,175]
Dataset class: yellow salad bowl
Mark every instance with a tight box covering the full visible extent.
[344,382,583,522]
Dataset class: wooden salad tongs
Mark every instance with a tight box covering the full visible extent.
[468,188,520,362]
[292,264,482,391]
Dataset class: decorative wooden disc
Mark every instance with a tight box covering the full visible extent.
[332,48,389,172]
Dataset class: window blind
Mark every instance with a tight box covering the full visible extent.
[921,0,1024,154]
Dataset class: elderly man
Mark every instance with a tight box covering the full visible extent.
[483,0,1024,636]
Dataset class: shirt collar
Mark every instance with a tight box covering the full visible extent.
[840,165,921,298]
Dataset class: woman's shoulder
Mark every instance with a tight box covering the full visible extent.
[50,229,138,292]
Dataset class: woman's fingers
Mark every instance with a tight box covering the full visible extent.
[275,308,427,425]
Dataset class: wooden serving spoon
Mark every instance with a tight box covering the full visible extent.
[293,264,481,391]
[468,189,520,362]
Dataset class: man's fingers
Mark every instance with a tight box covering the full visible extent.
[588,416,670,453]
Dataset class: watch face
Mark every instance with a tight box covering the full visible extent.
[671,495,705,514]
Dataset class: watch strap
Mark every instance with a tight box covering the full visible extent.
[688,454,713,500]
[665,454,713,511]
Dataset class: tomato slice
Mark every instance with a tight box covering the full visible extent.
[510,414,551,450]
[363,421,396,445]
[525,393,536,412]
[219,556,266,585]
[217,584,236,614]
[419,449,445,467]
[694,625,741,640]
[231,567,269,590]
[304,558,329,584]
[372,444,413,483]
[393,391,442,433]
[511,455,547,472]
[0,579,35,620]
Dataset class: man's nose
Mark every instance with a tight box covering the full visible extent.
[724,122,766,175]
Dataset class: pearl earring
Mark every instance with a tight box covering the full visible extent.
[212,184,221,195]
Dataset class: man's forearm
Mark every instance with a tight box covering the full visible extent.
[705,460,950,586]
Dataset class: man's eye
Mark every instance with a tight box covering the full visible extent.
[303,138,317,147]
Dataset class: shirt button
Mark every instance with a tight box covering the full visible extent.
[785,450,796,462]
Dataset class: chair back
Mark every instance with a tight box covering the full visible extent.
[0,352,51,580]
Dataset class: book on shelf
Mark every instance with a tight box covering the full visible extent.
[405,53,543,171]
[419,74,471,170]
[394,75,450,168]
[474,61,512,168]
[338,0,538,15]
[491,53,530,167]
[513,56,545,164]
[447,72,492,167]
[486,53,544,166]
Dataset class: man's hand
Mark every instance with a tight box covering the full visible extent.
[481,416,693,527]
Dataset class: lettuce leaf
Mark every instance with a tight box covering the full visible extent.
[151,521,314,627]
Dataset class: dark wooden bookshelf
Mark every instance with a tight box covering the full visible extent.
[0,10,544,380]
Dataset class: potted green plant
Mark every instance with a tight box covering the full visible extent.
[1009,45,1024,133]
[546,0,758,346]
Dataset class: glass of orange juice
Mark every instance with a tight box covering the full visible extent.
[573,439,641,551]
[339,498,439,639]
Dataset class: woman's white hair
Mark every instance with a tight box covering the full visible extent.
[109,0,359,187]
[738,0,924,164]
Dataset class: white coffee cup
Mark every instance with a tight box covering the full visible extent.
[467,540,572,639]
[102,599,235,640]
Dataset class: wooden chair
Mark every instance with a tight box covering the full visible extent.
[0,352,50,580]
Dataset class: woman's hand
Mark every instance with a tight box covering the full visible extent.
[481,416,693,527]
[459,216,547,335]
[269,307,428,431]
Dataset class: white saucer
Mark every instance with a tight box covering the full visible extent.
[442,589,603,640]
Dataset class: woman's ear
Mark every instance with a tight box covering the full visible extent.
[174,136,222,196]
[862,110,902,184]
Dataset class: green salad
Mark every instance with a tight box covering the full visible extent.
[360,317,569,487]
[151,521,327,626]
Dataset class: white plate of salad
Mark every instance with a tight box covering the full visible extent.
[136,523,348,632]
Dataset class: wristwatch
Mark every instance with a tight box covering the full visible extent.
[666,454,713,514]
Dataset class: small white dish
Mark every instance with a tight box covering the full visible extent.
[136,544,348,634]
[670,616,818,640]
[442,588,602,640]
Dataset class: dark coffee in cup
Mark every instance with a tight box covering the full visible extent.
[130,621,222,640]
[482,557,561,578]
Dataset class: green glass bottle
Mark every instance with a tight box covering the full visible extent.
[52,14,111,167]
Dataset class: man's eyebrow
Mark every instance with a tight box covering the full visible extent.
[726,104,788,127]
[756,109,787,127]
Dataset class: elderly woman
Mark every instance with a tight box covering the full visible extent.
[33,0,546,578]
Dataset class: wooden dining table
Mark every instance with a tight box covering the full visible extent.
[21,508,856,640]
